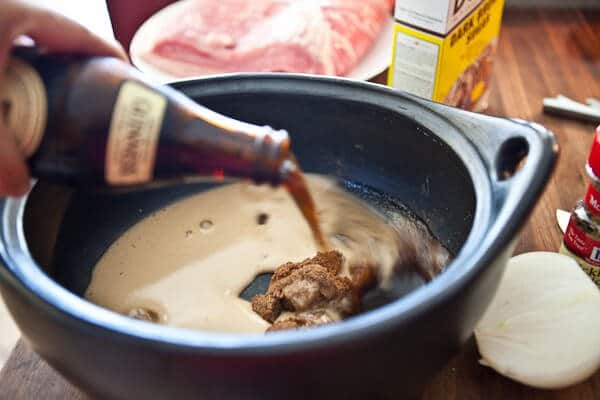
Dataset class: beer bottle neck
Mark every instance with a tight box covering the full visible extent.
[163,86,292,184]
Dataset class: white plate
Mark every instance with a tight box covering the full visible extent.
[130,2,395,84]
[346,17,394,81]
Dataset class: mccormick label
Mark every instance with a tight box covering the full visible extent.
[563,216,600,285]
[584,183,600,217]
[105,81,167,185]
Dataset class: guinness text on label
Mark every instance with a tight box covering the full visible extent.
[105,81,167,185]
[119,97,152,177]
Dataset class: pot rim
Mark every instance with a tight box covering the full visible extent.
[0,73,554,354]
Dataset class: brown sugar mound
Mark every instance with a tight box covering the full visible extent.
[252,251,360,331]
[270,250,344,281]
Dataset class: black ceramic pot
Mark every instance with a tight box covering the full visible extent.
[0,75,557,399]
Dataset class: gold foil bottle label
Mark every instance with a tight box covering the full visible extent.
[105,81,167,185]
[1,58,47,157]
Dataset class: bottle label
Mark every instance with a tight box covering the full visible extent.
[0,58,47,157]
[563,216,600,284]
[105,81,167,185]
[584,183,600,217]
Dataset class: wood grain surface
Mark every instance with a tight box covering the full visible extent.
[1,8,600,400]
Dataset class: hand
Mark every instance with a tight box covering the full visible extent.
[0,0,127,197]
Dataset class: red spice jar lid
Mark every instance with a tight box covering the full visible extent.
[587,126,600,180]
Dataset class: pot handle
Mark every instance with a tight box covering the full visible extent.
[426,102,557,184]
[420,98,559,236]
[421,100,558,225]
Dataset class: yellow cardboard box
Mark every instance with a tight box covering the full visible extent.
[388,0,504,111]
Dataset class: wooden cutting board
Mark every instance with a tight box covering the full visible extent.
[2,8,600,400]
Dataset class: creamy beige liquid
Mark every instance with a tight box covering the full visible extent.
[86,174,448,333]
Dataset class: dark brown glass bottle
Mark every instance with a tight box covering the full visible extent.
[0,48,291,188]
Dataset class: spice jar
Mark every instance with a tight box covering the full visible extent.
[560,201,600,284]
[559,126,600,285]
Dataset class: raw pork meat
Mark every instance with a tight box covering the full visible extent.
[137,0,394,77]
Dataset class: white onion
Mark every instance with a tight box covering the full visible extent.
[475,252,600,389]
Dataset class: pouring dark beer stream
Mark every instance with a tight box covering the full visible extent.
[283,161,329,250]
